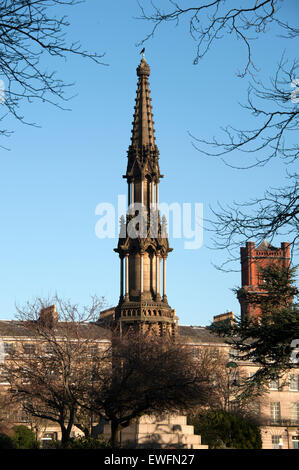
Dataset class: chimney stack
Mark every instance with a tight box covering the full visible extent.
[39,305,58,328]
[213,311,234,325]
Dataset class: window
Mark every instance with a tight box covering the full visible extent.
[0,409,11,422]
[269,377,279,390]
[272,435,283,449]
[20,410,30,422]
[42,432,57,440]
[292,436,299,450]
[14,406,30,423]
[4,343,14,355]
[45,344,55,355]
[291,343,299,364]
[289,374,299,391]
[230,371,239,386]
[257,273,266,287]
[290,403,299,423]
[229,348,239,360]
[270,402,281,424]
[250,401,261,419]
[23,344,35,355]
[210,348,219,360]
[229,400,239,413]
[192,348,199,359]
[42,432,57,449]
[88,345,98,356]
[0,367,9,385]
[47,369,57,381]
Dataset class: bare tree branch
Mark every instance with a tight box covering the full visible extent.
[137,0,291,76]
[0,0,106,143]
[205,173,298,270]
[190,57,298,167]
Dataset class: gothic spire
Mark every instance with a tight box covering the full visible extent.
[131,58,156,149]
[126,58,161,181]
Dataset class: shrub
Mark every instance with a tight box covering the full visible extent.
[188,410,262,449]
[58,436,111,449]
[11,425,40,449]
[0,433,16,449]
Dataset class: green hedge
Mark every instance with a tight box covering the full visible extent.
[188,410,262,449]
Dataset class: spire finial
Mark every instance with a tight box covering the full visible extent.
[132,56,154,147]
[137,55,150,77]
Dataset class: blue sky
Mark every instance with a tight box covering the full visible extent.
[0,0,298,325]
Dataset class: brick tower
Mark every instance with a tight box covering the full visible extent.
[238,240,290,320]
[113,57,178,336]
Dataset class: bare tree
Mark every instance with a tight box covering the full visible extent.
[2,295,107,447]
[88,331,211,448]
[138,1,299,266]
[193,347,241,411]
[191,347,265,423]
[0,0,106,144]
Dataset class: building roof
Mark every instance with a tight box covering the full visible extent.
[256,239,277,251]
[178,325,230,345]
[0,320,230,346]
[0,320,111,341]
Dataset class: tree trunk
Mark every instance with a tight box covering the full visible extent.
[60,425,70,448]
[111,421,121,448]
[60,412,75,448]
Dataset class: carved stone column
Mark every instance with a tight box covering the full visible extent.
[125,253,129,301]
[151,181,155,207]
[131,180,135,206]
[156,252,161,300]
[140,251,144,299]
[141,179,144,207]
[120,256,124,300]
[162,257,167,301]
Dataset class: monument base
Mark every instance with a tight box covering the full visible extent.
[103,414,208,449]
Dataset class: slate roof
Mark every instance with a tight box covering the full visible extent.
[0,321,229,346]
[178,325,229,345]
[0,320,111,341]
